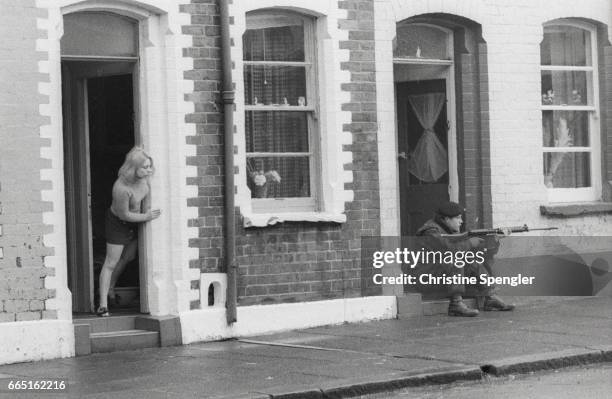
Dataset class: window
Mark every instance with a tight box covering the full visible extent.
[541,21,601,201]
[393,23,451,60]
[243,12,318,212]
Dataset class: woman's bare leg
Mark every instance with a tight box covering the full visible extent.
[109,239,138,296]
[98,243,125,309]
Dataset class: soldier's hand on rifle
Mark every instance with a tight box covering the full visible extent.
[468,237,485,248]
[499,227,512,236]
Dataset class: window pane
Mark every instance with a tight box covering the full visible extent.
[61,12,138,57]
[541,25,591,66]
[543,152,591,188]
[243,16,305,62]
[247,157,311,198]
[245,111,309,153]
[394,24,450,59]
[244,65,307,106]
[542,110,589,147]
[541,71,590,106]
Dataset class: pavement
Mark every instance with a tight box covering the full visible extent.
[0,296,610,399]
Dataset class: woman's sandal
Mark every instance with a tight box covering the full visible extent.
[96,307,110,317]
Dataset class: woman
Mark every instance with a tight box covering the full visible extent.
[97,147,161,317]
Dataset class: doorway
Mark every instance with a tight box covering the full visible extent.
[62,61,140,313]
[396,75,456,236]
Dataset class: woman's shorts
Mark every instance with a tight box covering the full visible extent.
[105,209,137,245]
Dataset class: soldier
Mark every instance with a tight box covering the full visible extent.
[415,201,515,317]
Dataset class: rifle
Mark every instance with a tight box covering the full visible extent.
[442,224,558,238]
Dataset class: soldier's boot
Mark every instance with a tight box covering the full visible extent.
[484,295,515,311]
[448,299,479,317]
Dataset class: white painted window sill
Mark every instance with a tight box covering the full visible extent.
[242,211,347,228]
[540,202,612,218]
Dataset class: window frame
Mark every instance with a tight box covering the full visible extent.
[242,11,321,213]
[393,22,453,62]
[541,20,602,202]
[392,23,459,204]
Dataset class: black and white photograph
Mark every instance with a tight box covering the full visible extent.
[0,0,611,398]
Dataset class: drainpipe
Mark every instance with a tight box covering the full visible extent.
[219,0,237,324]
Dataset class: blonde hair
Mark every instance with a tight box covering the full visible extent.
[118,146,154,180]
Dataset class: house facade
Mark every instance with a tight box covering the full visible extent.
[0,0,610,364]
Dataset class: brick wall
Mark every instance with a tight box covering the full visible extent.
[183,0,380,307]
[485,0,612,231]
[0,1,56,323]
[457,37,492,230]
[233,0,379,306]
[181,0,226,310]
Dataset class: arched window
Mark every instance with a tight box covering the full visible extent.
[393,23,452,61]
[541,21,601,201]
[61,12,138,58]
[242,11,319,212]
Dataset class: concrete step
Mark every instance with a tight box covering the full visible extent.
[73,314,181,356]
[90,329,160,353]
[422,298,477,316]
[73,315,137,333]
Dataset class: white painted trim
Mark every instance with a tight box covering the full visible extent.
[0,321,74,365]
[393,58,453,65]
[375,0,401,238]
[242,211,346,228]
[180,296,397,344]
[59,0,164,19]
[36,2,73,322]
[230,1,353,222]
[37,0,199,317]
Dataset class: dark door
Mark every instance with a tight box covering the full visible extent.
[88,74,139,309]
[397,79,449,236]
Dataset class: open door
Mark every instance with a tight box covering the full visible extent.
[62,64,93,312]
[62,61,139,313]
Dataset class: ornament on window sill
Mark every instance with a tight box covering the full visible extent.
[282,97,289,106]
[542,89,554,105]
[298,96,306,106]
[571,89,582,104]
[416,46,422,58]
[249,170,282,198]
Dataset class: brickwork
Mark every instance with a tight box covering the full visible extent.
[181,0,226,288]
[0,1,55,323]
[183,0,380,306]
[477,42,493,228]
[233,0,380,306]
[457,37,492,230]
[485,1,612,230]
[458,52,481,228]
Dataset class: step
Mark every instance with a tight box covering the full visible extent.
[73,315,137,333]
[422,298,477,316]
[90,329,160,353]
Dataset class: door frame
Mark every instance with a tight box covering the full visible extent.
[393,25,458,206]
[43,2,196,317]
[62,60,141,313]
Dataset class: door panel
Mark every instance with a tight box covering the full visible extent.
[397,79,450,236]
[62,64,94,312]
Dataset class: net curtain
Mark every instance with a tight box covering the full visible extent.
[406,93,448,183]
